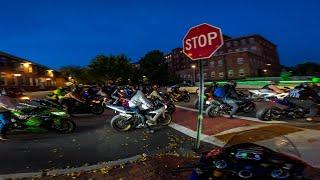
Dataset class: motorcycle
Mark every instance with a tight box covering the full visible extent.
[205,97,256,118]
[194,93,214,109]
[6,102,76,134]
[62,98,104,115]
[107,91,172,132]
[159,92,176,115]
[256,97,318,121]
[169,90,191,103]
[182,130,320,179]
[249,88,289,101]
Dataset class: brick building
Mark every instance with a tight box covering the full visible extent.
[0,51,65,90]
[165,34,281,83]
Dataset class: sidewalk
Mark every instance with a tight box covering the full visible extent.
[171,106,320,168]
[22,154,198,180]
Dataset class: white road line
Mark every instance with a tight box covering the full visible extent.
[168,122,225,147]
[214,124,270,136]
[175,105,287,124]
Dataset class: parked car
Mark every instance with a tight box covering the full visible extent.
[4,87,23,97]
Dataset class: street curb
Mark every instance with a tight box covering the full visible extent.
[0,155,143,179]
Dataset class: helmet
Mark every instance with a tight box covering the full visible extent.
[300,82,310,88]
[228,80,237,88]
[72,86,82,94]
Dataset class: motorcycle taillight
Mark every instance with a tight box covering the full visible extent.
[206,148,223,158]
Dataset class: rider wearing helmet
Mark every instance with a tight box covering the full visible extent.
[285,82,320,117]
[0,91,13,140]
[222,80,241,119]
[261,81,285,94]
[148,85,163,101]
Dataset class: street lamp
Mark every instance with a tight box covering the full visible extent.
[191,64,196,85]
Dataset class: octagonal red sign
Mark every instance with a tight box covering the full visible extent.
[183,23,223,60]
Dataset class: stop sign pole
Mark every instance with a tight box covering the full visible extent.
[183,23,223,149]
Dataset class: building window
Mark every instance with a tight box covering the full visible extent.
[28,66,33,73]
[228,69,234,77]
[226,42,231,47]
[241,39,247,45]
[251,46,257,50]
[243,47,248,51]
[203,73,207,79]
[239,69,245,77]
[233,41,239,46]
[237,58,244,65]
[210,61,215,67]
[211,71,215,78]
[218,60,223,67]
[219,72,224,78]
[236,48,240,52]
[228,49,233,53]
[249,37,255,44]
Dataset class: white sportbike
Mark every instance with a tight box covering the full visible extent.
[248,88,289,101]
[106,91,172,132]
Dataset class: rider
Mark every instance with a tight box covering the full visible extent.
[285,82,320,117]
[171,85,180,101]
[64,86,85,104]
[222,81,241,119]
[261,80,285,94]
[148,85,163,101]
[129,89,154,133]
[0,91,15,140]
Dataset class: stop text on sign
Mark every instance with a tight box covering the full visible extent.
[185,32,218,50]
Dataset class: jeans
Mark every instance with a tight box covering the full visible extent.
[223,98,239,116]
[131,107,149,128]
[0,111,10,135]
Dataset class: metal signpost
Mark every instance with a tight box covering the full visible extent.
[182,23,224,149]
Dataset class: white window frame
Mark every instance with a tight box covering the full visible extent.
[228,69,234,77]
[219,72,224,78]
[239,69,245,77]
[218,60,223,67]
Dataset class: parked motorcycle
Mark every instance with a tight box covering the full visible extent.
[169,90,191,103]
[107,90,172,132]
[159,92,176,115]
[6,102,76,134]
[206,98,255,118]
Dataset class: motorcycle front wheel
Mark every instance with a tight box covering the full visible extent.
[183,94,191,103]
[110,115,132,132]
[158,113,172,126]
[206,105,222,118]
[55,118,76,134]
[256,107,282,121]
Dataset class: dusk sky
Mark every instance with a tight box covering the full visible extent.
[0,0,319,69]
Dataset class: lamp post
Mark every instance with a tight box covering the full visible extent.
[191,64,196,85]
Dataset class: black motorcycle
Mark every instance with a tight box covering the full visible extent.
[62,98,104,115]
[256,98,318,121]
[205,97,255,118]
[169,90,191,103]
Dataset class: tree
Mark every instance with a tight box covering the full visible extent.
[138,50,171,85]
[88,54,133,84]
[59,66,95,84]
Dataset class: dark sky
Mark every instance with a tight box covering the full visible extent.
[0,0,319,69]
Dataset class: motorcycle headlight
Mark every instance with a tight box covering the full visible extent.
[51,111,67,116]
[205,101,211,105]
[92,100,101,103]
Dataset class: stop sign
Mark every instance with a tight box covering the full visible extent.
[183,23,223,60]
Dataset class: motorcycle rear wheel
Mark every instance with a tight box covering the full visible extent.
[158,113,172,126]
[242,102,256,113]
[110,115,132,132]
[183,95,191,103]
[56,118,76,134]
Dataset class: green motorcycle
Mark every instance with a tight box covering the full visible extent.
[7,103,76,134]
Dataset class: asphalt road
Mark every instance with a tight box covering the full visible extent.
[0,110,210,174]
